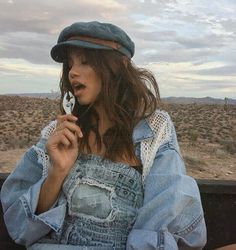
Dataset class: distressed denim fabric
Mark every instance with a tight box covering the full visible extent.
[1,110,207,249]
[126,142,207,250]
[44,154,143,249]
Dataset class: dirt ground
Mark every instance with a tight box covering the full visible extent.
[0,148,27,173]
[0,95,235,181]
[0,142,235,181]
[180,142,236,180]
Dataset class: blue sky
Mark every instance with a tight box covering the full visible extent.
[0,0,235,98]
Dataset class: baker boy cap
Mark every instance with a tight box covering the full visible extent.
[51,21,135,62]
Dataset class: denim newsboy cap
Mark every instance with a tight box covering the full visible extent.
[51,21,135,62]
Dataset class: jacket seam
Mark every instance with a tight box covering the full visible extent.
[25,147,44,170]
[157,142,184,162]
[20,195,61,232]
[159,231,165,250]
[168,143,185,161]
[174,213,204,236]
[155,142,180,157]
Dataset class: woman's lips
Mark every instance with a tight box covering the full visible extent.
[73,84,86,95]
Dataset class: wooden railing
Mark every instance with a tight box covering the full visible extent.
[0,173,236,250]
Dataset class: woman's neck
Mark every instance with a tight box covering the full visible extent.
[94,104,113,135]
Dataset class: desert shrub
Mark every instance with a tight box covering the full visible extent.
[183,156,207,170]
[188,130,198,144]
[219,140,236,154]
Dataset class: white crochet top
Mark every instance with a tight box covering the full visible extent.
[33,110,174,183]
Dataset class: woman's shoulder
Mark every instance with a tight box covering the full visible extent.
[139,109,180,181]
[133,109,174,144]
[147,108,171,121]
[143,108,180,153]
[146,109,174,135]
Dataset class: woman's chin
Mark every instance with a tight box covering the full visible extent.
[77,99,89,106]
[76,96,100,107]
[76,97,93,106]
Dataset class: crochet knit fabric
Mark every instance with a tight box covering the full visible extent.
[32,110,174,183]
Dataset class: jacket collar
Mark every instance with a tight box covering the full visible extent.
[132,118,153,143]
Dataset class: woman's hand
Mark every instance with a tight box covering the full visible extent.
[37,115,83,214]
[45,114,83,177]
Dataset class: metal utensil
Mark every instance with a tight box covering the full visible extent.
[62,91,75,114]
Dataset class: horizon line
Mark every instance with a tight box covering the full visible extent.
[1,93,236,100]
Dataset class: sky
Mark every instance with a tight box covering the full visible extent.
[0,0,236,99]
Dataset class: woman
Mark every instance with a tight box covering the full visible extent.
[1,21,207,249]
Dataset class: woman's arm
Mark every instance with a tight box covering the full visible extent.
[35,166,66,214]
[0,142,67,246]
[1,116,82,246]
[126,143,207,250]
[36,114,82,214]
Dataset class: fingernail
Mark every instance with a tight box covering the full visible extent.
[79,131,83,137]
[73,116,78,121]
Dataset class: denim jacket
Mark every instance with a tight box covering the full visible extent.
[1,110,207,249]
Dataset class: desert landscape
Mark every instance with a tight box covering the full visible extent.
[0,95,235,180]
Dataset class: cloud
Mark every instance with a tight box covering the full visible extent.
[0,58,60,77]
[0,32,55,64]
[0,0,235,98]
[0,58,60,94]
[0,0,125,34]
[143,60,236,98]
[0,0,130,64]
[192,65,236,76]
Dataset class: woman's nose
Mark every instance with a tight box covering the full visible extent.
[69,64,80,79]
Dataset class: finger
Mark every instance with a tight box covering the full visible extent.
[57,114,78,124]
[59,121,83,138]
[61,128,79,146]
[56,115,78,133]
[59,134,71,147]
[73,133,79,147]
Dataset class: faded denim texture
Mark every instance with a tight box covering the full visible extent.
[46,154,143,249]
[1,111,207,249]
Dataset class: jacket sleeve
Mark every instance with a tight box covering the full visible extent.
[0,138,66,246]
[126,142,207,250]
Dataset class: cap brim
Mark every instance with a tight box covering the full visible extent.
[51,40,113,62]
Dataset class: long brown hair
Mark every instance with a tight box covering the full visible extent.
[59,48,161,164]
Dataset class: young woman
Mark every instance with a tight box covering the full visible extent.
[1,21,207,250]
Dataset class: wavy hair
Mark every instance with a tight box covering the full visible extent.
[59,48,162,165]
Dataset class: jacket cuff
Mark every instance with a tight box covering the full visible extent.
[126,229,178,250]
[20,177,66,232]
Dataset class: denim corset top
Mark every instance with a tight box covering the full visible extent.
[50,154,143,249]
